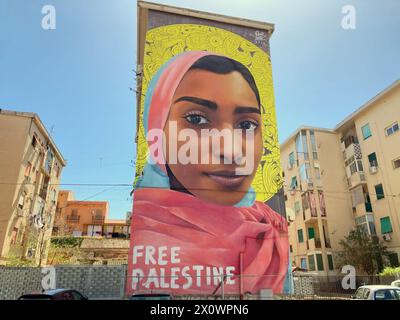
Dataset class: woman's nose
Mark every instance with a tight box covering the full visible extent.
[211,127,244,165]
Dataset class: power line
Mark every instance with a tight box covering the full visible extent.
[1,181,398,197]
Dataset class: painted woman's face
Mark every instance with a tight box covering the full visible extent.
[164,68,263,206]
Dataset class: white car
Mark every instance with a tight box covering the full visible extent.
[391,280,400,288]
[352,285,400,300]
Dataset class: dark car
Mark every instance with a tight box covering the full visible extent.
[18,289,88,300]
[130,293,172,300]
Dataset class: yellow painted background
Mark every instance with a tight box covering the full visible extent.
[135,24,283,202]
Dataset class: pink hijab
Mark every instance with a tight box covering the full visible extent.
[128,51,289,296]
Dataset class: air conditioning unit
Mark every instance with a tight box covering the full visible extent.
[287,163,293,170]
[383,234,392,242]
[306,179,314,188]
[369,166,378,174]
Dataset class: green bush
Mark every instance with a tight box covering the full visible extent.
[51,236,84,248]
[379,266,400,277]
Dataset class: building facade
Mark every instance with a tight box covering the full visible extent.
[281,127,354,275]
[53,190,130,238]
[281,80,400,274]
[0,109,66,266]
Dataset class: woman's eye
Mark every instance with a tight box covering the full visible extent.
[185,114,209,125]
[238,120,258,131]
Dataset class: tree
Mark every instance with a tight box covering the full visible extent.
[337,226,393,276]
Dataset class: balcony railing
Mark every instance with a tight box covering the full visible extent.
[325,239,332,248]
[303,207,318,222]
[308,238,322,251]
[67,215,80,223]
[347,172,366,189]
[92,216,105,224]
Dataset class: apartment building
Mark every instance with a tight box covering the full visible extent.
[335,80,400,267]
[53,190,131,238]
[281,79,400,274]
[0,109,66,266]
[281,127,354,275]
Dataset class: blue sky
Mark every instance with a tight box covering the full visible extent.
[1,0,399,218]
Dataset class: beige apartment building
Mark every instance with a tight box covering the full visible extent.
[0,109,66,266]
[281,79,400,275]
[53,190,131,239]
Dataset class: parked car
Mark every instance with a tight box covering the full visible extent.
[18,289,88,300]
[391,280,400,288]
[352,285,400,300]
[130,293,172,300]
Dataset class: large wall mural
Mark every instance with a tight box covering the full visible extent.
[127,22,289,296]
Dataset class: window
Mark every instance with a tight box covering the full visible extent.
[290,176,298,190]
[308,255,316,271]
[393,157,400,169]
[310,130,318,159]
[375,184,385,200]
[95,209,103,218]
[295,130,309,161]
[362,289,371,300]
[289,245,293,253]
[297,229,304,243]
[56,165,61,178]
[289,152,296,167]
[354,288,365,299]
[374,290,398,300]
[39,176,50,200]
[356,214,376,235]
[44,148,54,174]
[25,162,32,177]
[380,216,393,234]
[31,135,37,148]
[18,193,25,209]
[294,201,301,215]
[386,122,399,136]
[327,254,334,271]
[314,167,321,180]
[368,152,378,167]
[299,163,311,182]
[316,254,324,271]
[308,227,315,239]
[11,228,18,245]
[361,123,372,140]
[300,258,307,270]
[301,193,309,210]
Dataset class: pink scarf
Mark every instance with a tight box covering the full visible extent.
[127,189,289,295]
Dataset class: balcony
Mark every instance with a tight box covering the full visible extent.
[303,207,318,223]
[325,239,332,249]
[343,142,362,161]
[354,201,373,217]
[92,216,105,224]
[347,172,366,189]
[67,215,80,223]
[308,238,322,251]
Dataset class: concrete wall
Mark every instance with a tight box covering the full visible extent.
[0,265,127,300]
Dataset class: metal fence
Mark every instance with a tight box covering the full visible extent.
[1,266,399,300]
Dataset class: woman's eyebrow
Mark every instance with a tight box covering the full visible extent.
[173,96,218,110]
[234,106,261,115]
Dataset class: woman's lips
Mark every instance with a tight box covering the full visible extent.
[204,171,248,188]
